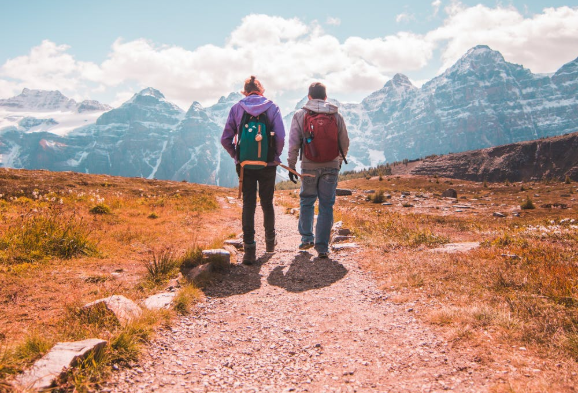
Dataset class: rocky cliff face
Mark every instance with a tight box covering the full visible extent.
[410,131,578,182]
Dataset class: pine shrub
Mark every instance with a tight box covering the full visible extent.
[371,190,385,204]
[520,196,535,210]
[89,204,111,215]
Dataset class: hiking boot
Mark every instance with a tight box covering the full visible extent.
[299,242,314,250]
[265,236,277,253]
[317,251,329,259]
[242,242,256,265]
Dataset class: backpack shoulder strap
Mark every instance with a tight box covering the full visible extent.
[238,111,249,136]
[258,110,271,131]
[334,113,348,165]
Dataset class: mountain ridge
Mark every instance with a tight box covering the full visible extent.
[1,45,578,186]
[0,88,112,113]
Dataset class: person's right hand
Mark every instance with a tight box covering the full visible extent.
[289,172,298,184]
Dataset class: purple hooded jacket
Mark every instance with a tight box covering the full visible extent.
[221,95,285,166]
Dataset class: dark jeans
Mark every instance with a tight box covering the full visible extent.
[239,165,276,244]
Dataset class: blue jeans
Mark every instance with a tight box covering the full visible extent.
[298,167,339,253]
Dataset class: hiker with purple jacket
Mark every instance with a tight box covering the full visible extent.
[287,82,349,258]
[221,76,285,265]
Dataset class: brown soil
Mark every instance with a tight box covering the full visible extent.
[106,206,513,392]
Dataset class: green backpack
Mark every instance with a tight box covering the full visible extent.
[236,112,274,170]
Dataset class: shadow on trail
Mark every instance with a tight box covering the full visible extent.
[202,254,273,298]
[267,252,348,292]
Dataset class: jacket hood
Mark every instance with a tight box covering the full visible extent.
[303,99,338,114]
[239,95,274,116]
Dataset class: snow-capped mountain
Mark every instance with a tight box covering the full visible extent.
[0,88,78,111]
[0,88,237,186]
[338,45,578,168]
[0,88,112,135]
[0,88,112,113]
[1,45,578,185]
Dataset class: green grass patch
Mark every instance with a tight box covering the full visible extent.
[13,334,53,363]
[173,285,203,315]
[0,333,53,380]
[406,229,449,248]
[144,249,180,284]
[0,209,97,265]
[51,309,170,391]
[178,246,204,269]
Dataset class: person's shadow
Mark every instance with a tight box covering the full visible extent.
[267,252,348,292]
[203,254,273,298]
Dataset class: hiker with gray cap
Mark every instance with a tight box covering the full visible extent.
[287,82,350,259]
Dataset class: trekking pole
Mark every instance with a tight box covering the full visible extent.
[237,161,314,199]
[274,162,315,179]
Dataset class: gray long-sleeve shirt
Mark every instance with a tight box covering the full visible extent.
[287,99,349,170]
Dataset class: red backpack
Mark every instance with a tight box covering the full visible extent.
[302,111,347,164]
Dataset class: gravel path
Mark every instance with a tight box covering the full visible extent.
[106,206,498,392]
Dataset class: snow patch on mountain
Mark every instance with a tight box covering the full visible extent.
[148,140,169,179]
[0,143,20,167]
[0,109,105,136]
[66,151,89,167]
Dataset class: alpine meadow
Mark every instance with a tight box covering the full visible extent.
[1,1,578,392]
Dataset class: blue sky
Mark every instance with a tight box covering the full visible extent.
[1,0,577,112]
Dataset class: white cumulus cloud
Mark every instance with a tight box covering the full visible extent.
[74,14,433,108]
[429,4,578,73]
[1,7,578,111]
[326,16,341,26]
[396,13,415,23]
[0,40,97,95]
[228,14,309,47]
[432,0,442,17]
[344,32,434,72]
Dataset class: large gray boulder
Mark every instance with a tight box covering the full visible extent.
[15,338,106,391]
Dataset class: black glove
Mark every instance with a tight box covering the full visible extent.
[289,171,298,184]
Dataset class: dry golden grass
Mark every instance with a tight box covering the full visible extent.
[279,174,578,391]
[0,168,240,386]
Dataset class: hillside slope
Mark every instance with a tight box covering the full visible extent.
[410,131,578,181]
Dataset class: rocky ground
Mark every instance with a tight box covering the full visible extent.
[105,206,504,393]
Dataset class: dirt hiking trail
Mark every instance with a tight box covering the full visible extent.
[107,206,500,392]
